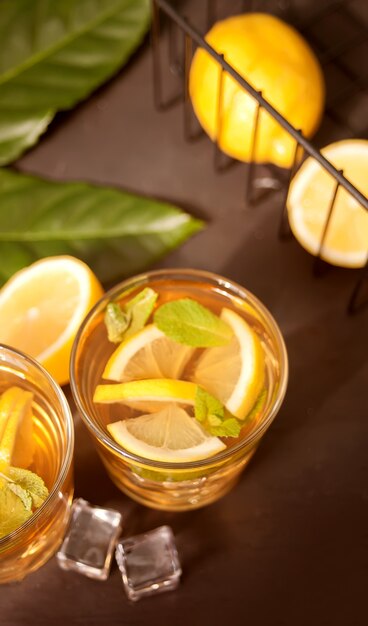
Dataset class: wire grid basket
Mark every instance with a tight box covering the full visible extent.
[150,0,368,314]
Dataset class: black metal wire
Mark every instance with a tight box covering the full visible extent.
[151,0,368,312]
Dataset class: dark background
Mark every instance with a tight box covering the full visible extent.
[2,1,368,624]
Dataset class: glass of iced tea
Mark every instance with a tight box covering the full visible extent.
[71,269,287,511]
[0,345,74,583]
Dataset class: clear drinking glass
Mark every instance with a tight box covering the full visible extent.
[70,269,288,511]
[0,345,74,583]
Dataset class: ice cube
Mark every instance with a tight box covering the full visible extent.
[56,498,122,580]
[115,525,181,601]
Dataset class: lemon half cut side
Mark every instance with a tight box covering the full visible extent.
[287,139,368,268]
[0,256,103,385]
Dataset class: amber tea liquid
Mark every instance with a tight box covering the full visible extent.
[0,350,74,584]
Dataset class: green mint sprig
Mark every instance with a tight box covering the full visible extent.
[0,467,49,539]
[194,387,241,438]
[154,298,233,347]
[105,287,158,343]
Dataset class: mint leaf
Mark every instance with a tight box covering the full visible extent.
[154,299,233,347]
[105,288,158,343]
[0,466,49,539]
[0,484,32,539]
[124,288,158,339]
[105,303,130,343]
[195,387,241,438]
[195,386,224,422]
[8,482,33,511]
[209,418,242,438]
[9,467,49,509]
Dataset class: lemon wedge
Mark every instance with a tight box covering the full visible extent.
[287,139,368,268]
[107,404,226,462]
[94,378,197,413]
[192,308,265,419]
[103,323,194,382]
[0,256,103,385]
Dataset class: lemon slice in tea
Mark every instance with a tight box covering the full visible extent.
[107,404,226,463]
[103,324,194,382]
[192,308,265,419]
[94,379,197,413]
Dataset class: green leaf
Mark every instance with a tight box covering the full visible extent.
[154,299,233,348]
[124,287,158,339]
[105,303,131,343]
[0,0,151,164]
[0,484,32,539]
[195,386,224,423]
[104,288,157,343]
[194,387,241,438]
[8,466,49,509]
[208,418,241,438]
[0,169,204,286]
[8,482,33,511]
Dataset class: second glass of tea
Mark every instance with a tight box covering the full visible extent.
[71,269,288,511]
[0,345,74,583]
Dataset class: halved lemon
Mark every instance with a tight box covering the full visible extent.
[94,378,197,413]
[192,308,265,419]
[107,404,226,462]
[103,323,194,382]
[0,256,103,385]
[287,139,368,268]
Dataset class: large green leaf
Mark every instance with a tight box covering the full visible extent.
[0,0,150,165]
[0,169,204,285]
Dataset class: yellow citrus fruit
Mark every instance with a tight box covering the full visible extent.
[0,386,34,479]
[107,404,226,463]
[189,13,325,168]
[102,324,194,382]
[287,139,368,268]
[0,256,103,385]
[192,308,265,419]
[94,378,197,413]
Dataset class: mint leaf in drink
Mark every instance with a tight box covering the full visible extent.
[8,482,33,511]
[104,288,158,343]
[124,288,158,339]
[0,485,32,538]
[195,387,241,438]
[195,386,224,422]
[9,467,49,509]
[104,303,131,343]
[0,467,49,539]
[209,418,242,438]
[154,299,233,347]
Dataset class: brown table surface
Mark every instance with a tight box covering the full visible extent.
[2,2,368,624]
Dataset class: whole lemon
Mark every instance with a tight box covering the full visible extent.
[189,13,325,168]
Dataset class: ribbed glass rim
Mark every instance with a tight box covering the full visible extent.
[0,344,74,547]
[70,268,288,470]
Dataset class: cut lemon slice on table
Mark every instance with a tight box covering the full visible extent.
[0,256,103,385]
[192,308,265,420]
[94,379,197,413]
[107,404,226,462]
[103,323,194,382]
[287,139,368,268]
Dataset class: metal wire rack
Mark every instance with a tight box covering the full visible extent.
[150,0,368,313]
